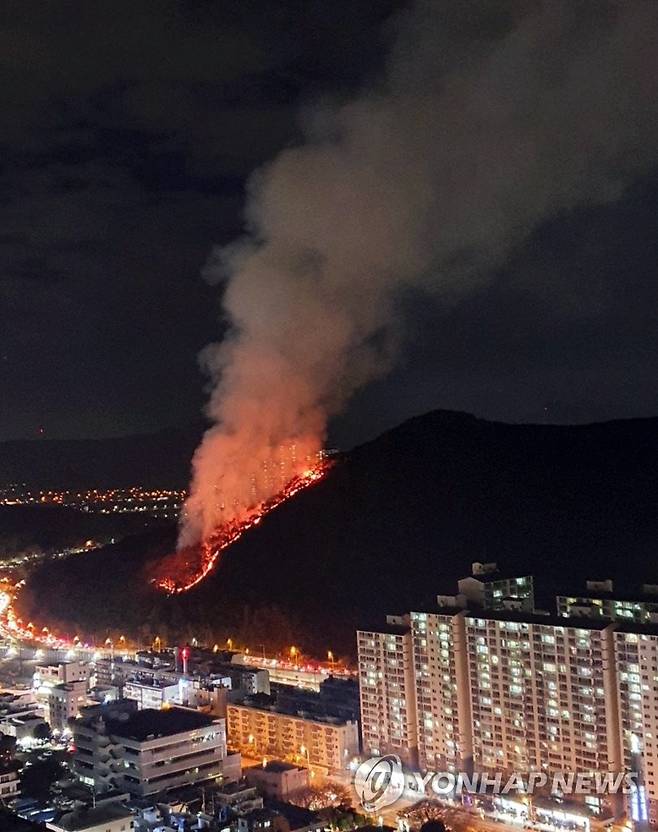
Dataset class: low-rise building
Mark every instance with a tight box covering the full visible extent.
[71,701,229,797]
[0,761,20,800]
[245,760,308,800]
[35,661,87,687]
[0,712,48,741]
[123,678,180,710]
[227,701,358,774]
[46,802,134,832]
[214,780,264,815]
[46,680,88,732]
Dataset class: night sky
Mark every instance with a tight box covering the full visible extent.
[2,0,657,446]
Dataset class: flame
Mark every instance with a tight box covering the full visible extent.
[152,460,332,594]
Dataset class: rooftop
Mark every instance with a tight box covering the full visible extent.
[558,589,658,604]
[235,698,350,726]
[464,609,612,630]
[51,802,132,831]
[261,760,303,773]
[267,801,320,829]
[460,573,532,585]
[614,621,658,637]
[105,706,215,742]
[357,623,409,636]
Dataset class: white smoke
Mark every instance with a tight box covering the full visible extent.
[179,0,658,546]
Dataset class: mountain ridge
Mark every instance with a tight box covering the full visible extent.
[16,409,658,656]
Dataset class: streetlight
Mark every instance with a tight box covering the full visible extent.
[327,650,335,671]
[154,635,161,652]
[227,637,233,650]
[290,646,299,668]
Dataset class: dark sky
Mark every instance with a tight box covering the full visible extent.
[1,0,657,446]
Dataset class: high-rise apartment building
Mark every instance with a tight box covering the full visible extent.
[465,612,620,778]
[457,563,534,612]
[357,569,658,827]
[614,624,658,826]
[410,608,472,772]
[357,617,418,766]
[558,580,658,624]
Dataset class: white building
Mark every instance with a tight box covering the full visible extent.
[123,678,180,710]
[72,701,228,797]
[357,618,418,766]
[465,612,620,780]
[35,661,88,729]
[614,624,658,826]
[46,679,88,732]
[410,608,472,772]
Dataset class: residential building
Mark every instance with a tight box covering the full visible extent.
[46,802,134,832]
[214,780,264,815]
[356,570,658,822]
[35,661,87,687]
[465,612,620,781]
[245,760,309,799]
[227,702,358,774]
[614,624,658,826]
[457,562,534,612]
[46,680,88,732]
[357,618,418,766]
[0,712,48,741]
[123,678,180,710]
[34,662,88,728]
[71,701,229,797]
[0,762,20,800]
[558,580,658,624]
[410,608,472,772]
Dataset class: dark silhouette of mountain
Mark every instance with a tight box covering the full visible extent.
[0,424,204,489]
[17,410,658,656]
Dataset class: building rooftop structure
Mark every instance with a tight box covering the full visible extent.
[104,706,214,742]
[48,802,133,831]
[236,695,353,726]
[464,608,612,629]
[260,760,301,774]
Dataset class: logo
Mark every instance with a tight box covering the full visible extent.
[354,754,405,811]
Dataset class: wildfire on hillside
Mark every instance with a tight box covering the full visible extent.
[152,461,332,595]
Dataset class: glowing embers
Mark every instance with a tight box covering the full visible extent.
[153,462,331,594]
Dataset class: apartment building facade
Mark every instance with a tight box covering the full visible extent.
[615,625,658,826]
[357,569,658,826]
[72,701,228,796]
[465,613,620,777]
[410,609,472,772]
[226,702,359,773]
[356,619,418,766]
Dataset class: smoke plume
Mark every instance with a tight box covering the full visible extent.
[179,0,658,546]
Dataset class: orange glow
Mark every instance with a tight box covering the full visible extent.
[152,460,331,595]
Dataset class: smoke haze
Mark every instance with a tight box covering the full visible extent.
[179,0,658,546]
